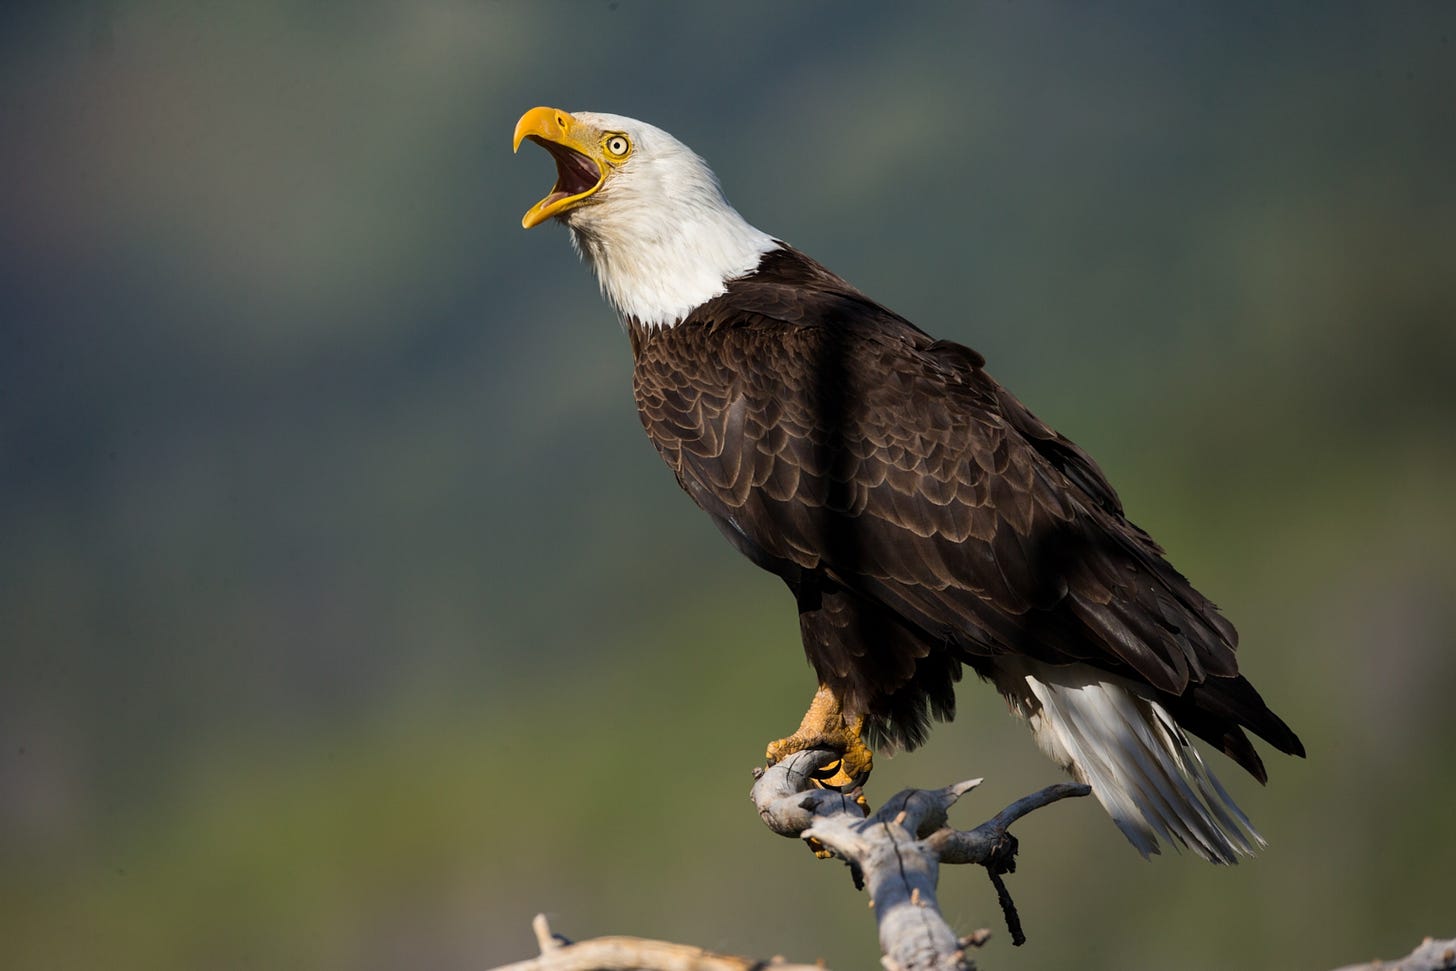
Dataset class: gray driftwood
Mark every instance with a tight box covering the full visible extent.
[751,748,1089,971]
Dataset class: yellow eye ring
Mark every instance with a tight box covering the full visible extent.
[604,134,630,158]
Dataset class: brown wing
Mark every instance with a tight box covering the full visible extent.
[630,247,1303,770]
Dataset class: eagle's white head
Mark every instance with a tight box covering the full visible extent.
[514,107,779,329]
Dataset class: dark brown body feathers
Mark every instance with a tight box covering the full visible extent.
[628,246,1303,779]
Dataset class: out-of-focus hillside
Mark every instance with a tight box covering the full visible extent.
[2,3,1453,969]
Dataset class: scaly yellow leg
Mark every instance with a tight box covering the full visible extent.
[765,683,875,790]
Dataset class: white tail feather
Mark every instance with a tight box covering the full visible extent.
[997,661,1264,864]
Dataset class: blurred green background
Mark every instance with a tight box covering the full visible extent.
[3,2,1453,968]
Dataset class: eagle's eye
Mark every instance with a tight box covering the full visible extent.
[604,134,631,159]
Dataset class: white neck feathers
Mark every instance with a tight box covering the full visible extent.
[559,113,778,329]
[571,209,777,329]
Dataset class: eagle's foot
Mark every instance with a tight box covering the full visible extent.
[765,684,874,790]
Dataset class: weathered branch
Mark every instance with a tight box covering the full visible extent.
[485,751,1449,971]
[487,913,828,971]
[1332,937,1456,971]
[487,916,1456,971]
[750,748,1091,971]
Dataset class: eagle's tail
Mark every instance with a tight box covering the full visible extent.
[1002,662,1264,864]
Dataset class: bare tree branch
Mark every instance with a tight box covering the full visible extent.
[485,755,1449,971]
[486,913,828,971]
[1331,937,1456,971]
[750,748,1091,971]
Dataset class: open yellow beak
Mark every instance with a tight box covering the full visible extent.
[513,107,608,229]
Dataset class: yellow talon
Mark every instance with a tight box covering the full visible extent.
[766,684,875,790]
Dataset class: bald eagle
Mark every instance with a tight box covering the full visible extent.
[513,106,1304,863]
